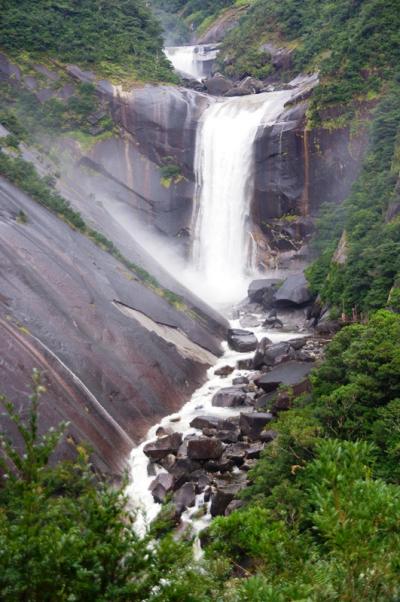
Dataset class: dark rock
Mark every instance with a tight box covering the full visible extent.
[315,319,343,335]
[205,73,233,95]
[248,278,281,303]
[143,432,183,461]
[253,340,293,370]
[214,364,235,376]
[260,430,278,443]
[262,316,284,329]
[206,455,234,473]
[228,328,258,352]
[210,476,248,516]
[271,378,311,414]
[287,336,310,350]
[170,458,201,488]
[212,386,248,408]
[225,500,244,515]
[187,437,224,460]
[224,442,249,465]
[273,273,314,307]
[246,441,265,459]
[159,453,176,472]
[256,361,313,393]
[232,376,249,386]
[150,473,175,503]
[240,412,274,439]
[211,429,239,444]
[156,426,173,438]
[190,415,239,431]
[173,482,196,514]
[236,358,254,370]
[238,76,264,93]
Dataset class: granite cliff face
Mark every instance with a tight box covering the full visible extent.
[0,177,226,477]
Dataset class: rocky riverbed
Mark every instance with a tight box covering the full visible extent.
[127,274,329,540]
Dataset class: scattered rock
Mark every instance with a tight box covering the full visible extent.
[224,442,248,465]
[143,433,183,461]
[212,386,248,408]
[190,415,238,431]
[227,328,258,352]
[260,430,278,443]
[210,476,248,516]
[205,73,233,95]
[150,473,175,503]
[237,358,254,370]
[256,361,313,393]
[232,376,249,385]
[246,441,265,459]
[156,426,173,438]
[225,500,244,515]
[173,482,196,515]
[187,437,224,460]
[239,314,261,328]
[214,364,235,376]
[240,412,274,439]
[253,340,294,370]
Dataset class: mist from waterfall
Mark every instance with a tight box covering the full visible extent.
[191,91,292,306]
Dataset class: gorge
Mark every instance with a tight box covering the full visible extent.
[1,0,400,598]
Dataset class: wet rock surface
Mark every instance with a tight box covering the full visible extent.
[227,328,258,352]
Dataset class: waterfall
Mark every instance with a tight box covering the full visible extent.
[164,46,205,80]
[191,91,292,306]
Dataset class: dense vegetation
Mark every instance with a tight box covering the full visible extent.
[0,372,214,601]
[3,313,400,599]
[0,0,175,82]
[307,78,400,316]
[149,0,239,44]
[215,0,400,122]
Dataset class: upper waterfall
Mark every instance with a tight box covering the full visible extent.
[191,90,293,306]
[164,45,218,81]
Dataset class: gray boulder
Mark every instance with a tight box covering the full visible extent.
[253,340,293,370]
[212,386,248,408]
[150,473,175,503]
[173,482,196,515]
[248,278,281,304]
[205,73,233,95]
[228,328,258,352]
[273,273,314,307]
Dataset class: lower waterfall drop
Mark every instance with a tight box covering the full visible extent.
[192,91,292,305]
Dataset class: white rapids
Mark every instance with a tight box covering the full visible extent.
[126,324,302,543]
[191,90,293,306]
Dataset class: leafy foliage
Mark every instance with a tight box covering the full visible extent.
[0,0,175,82]
[307,80,400,315]
[0,373,218,601]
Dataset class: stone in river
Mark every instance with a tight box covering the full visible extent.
[143,432,183,461]
[239,412,274,439]
[256,361,313,393]
[172,482,196,515]
[227,328,258,352]
[187,437,224,460]
[212,386,248,407]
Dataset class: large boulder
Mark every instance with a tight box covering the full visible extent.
[253,340,294,370]
[273,273,314,307]
[256,361,314,393]
[212,386,248,408]
[187,437,224,460]
[228,329,258,352]
[205,73,233,95]
[150,473,175,503]
[143,433,183,461]
[172,482,196,515]
[248,278,281,304]
[190,415,239,431]
[210,475,248,517]
[240,412,274,439]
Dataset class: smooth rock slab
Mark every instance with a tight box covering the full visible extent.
[256,361,313,393]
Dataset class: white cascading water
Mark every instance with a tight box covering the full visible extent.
[164,45,205,80]
[191,90,293,306]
